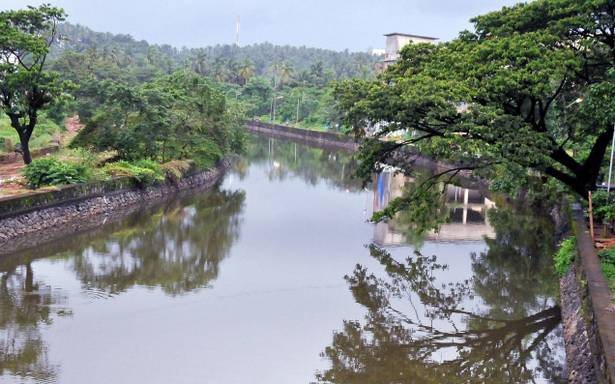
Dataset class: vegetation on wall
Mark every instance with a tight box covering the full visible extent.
[554,236,576,277]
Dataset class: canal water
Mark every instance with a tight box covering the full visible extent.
[0,135,565,383]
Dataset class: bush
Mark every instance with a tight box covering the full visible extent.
[23,158,91,189]
[554,236,576,276]
[103,160,165,185]
[161,160,192,183]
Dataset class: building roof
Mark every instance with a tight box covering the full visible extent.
[384,32,439,40]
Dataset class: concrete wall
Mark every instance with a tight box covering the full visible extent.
[561,206,615,383]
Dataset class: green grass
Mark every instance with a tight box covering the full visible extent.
[0,114,64,153]
[554,236,576,276]
[598,247,615,296]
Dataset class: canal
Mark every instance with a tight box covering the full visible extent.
[0,135,565,383]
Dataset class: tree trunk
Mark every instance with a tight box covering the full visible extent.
[20,135,32,164]
[25,263,33,293]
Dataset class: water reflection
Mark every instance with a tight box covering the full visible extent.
[318,206,564,384]
[245,135,363,192]
[0,264,67,382]
[372,169,496,247]
[0,134,563,383]
[69,190,245,296]
[0,188,244,381]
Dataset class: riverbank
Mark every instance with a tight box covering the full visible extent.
[0,159,231,255]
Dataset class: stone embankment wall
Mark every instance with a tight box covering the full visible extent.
[0,160,230,251]
[246,121,359,151]
[560,206,615,383]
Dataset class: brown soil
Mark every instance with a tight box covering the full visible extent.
[0,116,84,196]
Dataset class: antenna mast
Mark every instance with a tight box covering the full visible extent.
[236,16,241,47]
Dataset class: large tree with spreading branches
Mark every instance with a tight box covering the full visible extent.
[335,0,615,213]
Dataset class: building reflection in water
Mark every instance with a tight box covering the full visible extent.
[372,169,496,246]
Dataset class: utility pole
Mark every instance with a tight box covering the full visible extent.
[296,92,303,125]
[271,95,283,123]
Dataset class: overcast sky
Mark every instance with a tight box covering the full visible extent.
[2,0,522,51]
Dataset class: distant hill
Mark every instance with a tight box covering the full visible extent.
[51,23,379,81]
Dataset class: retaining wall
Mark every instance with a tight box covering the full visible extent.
[246,121,359,151]
[0,160,230,251]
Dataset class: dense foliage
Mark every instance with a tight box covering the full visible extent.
[335,0,615,217]
[102,160,165,185]
[71,70,246,167]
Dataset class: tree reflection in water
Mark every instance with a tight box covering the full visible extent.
[318,207,564,384]
[245,135,363,192]
[0,188,244,381]
[0,264,68,382]
[70,190,245,296]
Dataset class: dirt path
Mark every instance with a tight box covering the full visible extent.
[0,116,84,192]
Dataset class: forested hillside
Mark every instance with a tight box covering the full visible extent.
[49,23,380,130]
[52,23,378,82]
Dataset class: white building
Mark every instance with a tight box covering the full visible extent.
[383,33,439,67]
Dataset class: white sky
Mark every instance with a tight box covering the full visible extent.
[2,0,522,51]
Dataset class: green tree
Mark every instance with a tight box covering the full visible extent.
[72,70,246,166]
[335,0,615,205]
[238,59,255,86]
[0,5,68,164]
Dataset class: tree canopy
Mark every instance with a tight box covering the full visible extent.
[72,70,246,166]
[335,0,615,206]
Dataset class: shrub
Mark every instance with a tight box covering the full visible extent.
[23,158,91,189]
[554,236,576,276]
[103,160,165,185]
[161,160,192,183]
